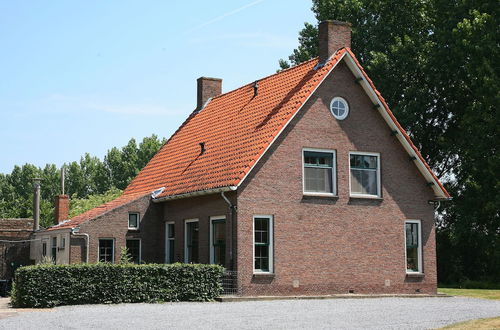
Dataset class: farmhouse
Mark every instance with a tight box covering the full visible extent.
[31,21,450,295]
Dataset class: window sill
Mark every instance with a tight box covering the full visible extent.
[406,272,424,277]
[253,272,275,277]
[349,195,383,200]
[303,193,338,199]
[128,228,140,231]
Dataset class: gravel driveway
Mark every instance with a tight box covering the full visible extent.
[0,297,499,329]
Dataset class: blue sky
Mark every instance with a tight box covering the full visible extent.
[0,1,315,174]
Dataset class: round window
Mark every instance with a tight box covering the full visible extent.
[330,97,349,120]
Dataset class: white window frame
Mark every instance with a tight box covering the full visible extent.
[165,221,175,264]
[330,96,349,120]
[348,151,381,198]
[98,238,115,263]
[405,220,423,274]
[209,216,226,265]
[253,215,274,274]
[184,219,199,263]
[302,148,337,196]
[126,238,142,264]
[128,212,140,230]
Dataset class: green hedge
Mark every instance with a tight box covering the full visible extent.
[11,263,224,308]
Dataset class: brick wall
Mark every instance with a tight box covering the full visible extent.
[0,218,33,279]
[73,195,163,264]
[163,192,236,268]
[236,61,437,295]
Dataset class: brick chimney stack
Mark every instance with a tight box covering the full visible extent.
[318,20,352,64]
[54,195,69,225]
[197,77,222,111]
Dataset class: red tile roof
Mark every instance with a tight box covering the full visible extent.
[47,192,147,231]
[50,47,448,230]
[124,50,347,198]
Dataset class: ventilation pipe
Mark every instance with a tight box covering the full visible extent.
[32,178,42,231]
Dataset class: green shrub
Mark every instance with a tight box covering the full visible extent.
[11,263,224,308]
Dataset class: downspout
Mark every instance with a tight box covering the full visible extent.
[221,191,236,270]
[71,229,89,263]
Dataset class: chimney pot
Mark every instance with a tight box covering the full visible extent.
[197,77,222,111]
[54,195,70,225]
[318,20,352,64]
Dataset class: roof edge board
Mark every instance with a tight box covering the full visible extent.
[342,51,448,198]
[153,186,237,203]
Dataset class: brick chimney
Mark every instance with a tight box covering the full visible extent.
[54,195,69,225]
[197,77,222,111]
[318,20,352,64]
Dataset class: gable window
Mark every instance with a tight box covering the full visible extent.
[253,216,273,273]
[128,213,140,230]
[99,239,114,263]
[303,149,336,195]
[330,97,349,120]
[165,222,175,263]
[349,152,381,197]
[51,237,57,262]
[184,219,199,263]
[210,217,226,266]
[126,239,141,264]
[405,220,422,273]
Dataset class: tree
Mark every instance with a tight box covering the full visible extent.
[0,134,164,228]
[282,0,499,283]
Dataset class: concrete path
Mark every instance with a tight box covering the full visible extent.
[0,296,498,329]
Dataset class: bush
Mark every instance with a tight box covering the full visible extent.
[11,263,224,308]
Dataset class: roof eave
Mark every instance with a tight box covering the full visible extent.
[152,186,237,203]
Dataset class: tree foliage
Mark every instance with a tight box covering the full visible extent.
[0,135,164,228]
[281,0,499,283]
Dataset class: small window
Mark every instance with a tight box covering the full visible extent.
[128,213,140,230]
[60,237,66,249]
[303,150,336,195]
[330,97,349,120]
[210,217,226,266]
[51,237,57,262]
[99,239,114,263]
[126,239,141,264]
[42,242,47,257]
[253,216,273,273]
[405,220,422,273]
[165,222,175,264]
[349,152,381,197]
[185,220,199,263]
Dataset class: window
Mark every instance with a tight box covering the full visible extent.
[349,152,381,197]
[51,237,57,262]
[42,242,47,257]
[210,217,226,266]
[60,237,66,249]
[405,220,422,273]
[253,216,273,273]
[184,220,199,263]
[330,97,349,120]
[99,239,114,263]
[126,239,141,264]
[165,222,175,263]
[128,213,140,230]
[303,150,336,195]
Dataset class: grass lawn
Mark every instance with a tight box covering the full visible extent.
[441,316,500,329]
[438,288,500,300]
